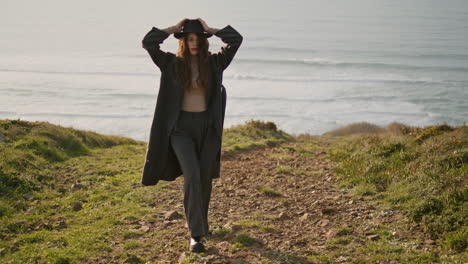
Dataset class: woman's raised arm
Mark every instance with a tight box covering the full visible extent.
[142,26,174,72]
[198,18,243,71]
[141,19,188,72]
[209,25,243,71]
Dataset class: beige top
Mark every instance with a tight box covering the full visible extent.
[181,61,207,112]
[160,25,220,112]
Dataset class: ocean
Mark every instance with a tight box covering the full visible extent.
[1,0,467,141]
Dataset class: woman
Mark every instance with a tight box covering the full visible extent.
[141,18,243,253]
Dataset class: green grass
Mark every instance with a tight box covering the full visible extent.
[231,233,257,253]
[222,120,294,152]
[1,118,466,263]
[328,122,468,254]
[259,185,282,197]
[0,118,294,263]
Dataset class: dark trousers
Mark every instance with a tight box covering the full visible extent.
[170,109,212,237]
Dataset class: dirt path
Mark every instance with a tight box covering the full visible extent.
[122,137,435,264]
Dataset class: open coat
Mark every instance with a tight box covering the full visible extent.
[140,24,243,186]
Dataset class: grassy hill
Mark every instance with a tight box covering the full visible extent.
[0,119,466,263]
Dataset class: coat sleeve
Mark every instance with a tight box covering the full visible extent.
[212,25,243,71]
[142,27,175,72]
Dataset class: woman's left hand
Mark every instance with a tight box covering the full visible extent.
[197,18,209,32]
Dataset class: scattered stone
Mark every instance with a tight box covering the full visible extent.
[139,225,150,232]
[326,229,337,238]
[322,207,337,215]
[15,220,26,226]
[55,220,67,229]
[319,219,329,227]
[164,210,182,220]
[226,223,242,232]
[123,254,144,264]
[228,258,248,264]
[278,212,289,220]
[23,193,33,200]
[41,222,53,230]
[71,183,85,191]
[299,213,311,221]
[72,202,82,211]
[424,239,436,245]
[367,234,380,241]
[216,241,231,252]
[178,252,188,263]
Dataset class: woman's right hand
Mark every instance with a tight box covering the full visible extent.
[175,18,189,32]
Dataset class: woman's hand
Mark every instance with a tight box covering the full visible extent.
[197,18,209,32]
[175,18,189,32]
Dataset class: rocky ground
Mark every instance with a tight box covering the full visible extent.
[114,137,439,264]
[2,120,462,264]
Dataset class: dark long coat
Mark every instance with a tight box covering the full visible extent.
[140,24,243,186]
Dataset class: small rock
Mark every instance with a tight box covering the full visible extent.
[319,219,329,227]
[15,220,26,226]
[367,234,380,241]
[299,213,310,221]
[178,252,188,263]
[278,212,289,220]
[326,229,337,238]
[41,222,53,230]
[71,183,85,191]
[322,207,336,215]
[55,220,67,229]
[424,239,436,245]
[23,193,33,200]
[216,241,231,251]
[72,202,82,211]
[124,254,144,264]
[231,224,242,232]
[223,223,242,232]
[140,225,150,232]
[164,210,182,220]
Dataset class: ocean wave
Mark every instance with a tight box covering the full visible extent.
[229,95,401,103]
[227,73,458,85]
[0,68,153,77]
[102,93,154,98]
[1,68,466,86]
[236,58,468,72]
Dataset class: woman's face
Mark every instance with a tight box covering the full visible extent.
[187,33,198,56]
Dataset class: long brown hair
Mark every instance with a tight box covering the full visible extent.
[174,33,211,93]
